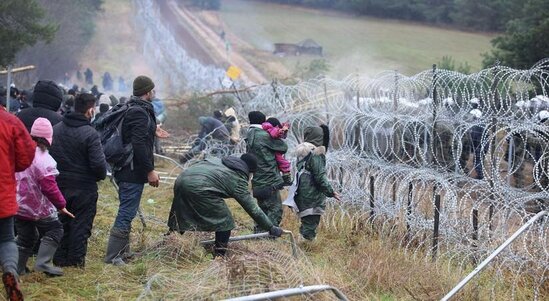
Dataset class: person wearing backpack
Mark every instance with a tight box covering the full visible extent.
[49,93,107,267]
[104,75,160,265]
[293,125,341,241]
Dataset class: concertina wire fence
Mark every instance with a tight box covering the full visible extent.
[211,59,548,299]
[151,60,549,299]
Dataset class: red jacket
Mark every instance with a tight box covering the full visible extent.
[0,110,36,218]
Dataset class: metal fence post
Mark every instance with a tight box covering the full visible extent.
[406,182,413,239]
[472,208,479,265]
[369,176,375,220]
[6,65,12,111]
[432,194,441,260]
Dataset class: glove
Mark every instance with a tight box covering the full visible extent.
[269,226,283,237]
[282,173,292,186]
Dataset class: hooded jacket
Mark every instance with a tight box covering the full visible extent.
[50,112,107,190]
[0,110,36,218]
[294,127,335,217]
[113,96,157,183]
[17,80,63,132]
[167,156,273,232]
[197,116,230,141]
[245,125,288,189]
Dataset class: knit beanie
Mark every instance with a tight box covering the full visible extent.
[133,75,155,96]
[240,153,258,173]
[248,111,266,125]
[31,117,53,146]
[266,117,281,127]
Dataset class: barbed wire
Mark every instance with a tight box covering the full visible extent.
[231,59,549,299]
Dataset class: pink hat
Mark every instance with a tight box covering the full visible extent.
[30,118,53,145]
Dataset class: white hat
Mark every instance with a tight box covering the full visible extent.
[515,100,526,108]
[99,94,111,106]
[538,110,549,121]
[419,97,433,105]
[470,109,483,119]
[469,98,480,105]
[442,97,454,106]
[532,95,549,103]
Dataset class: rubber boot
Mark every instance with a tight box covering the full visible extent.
[213,231,231,258]
[34,237,63,276]
[16,248,32,275]
[104,228,129,266]
[0,241,23,300]
[2,272,23,301]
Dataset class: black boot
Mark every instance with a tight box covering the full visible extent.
[104,228,129,265]
[34,237,63,276]
[214,231,231,258]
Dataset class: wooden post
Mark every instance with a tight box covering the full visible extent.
[432,194,441,260]
[369,176,375,220]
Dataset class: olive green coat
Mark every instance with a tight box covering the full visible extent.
[245,125,288,188]
[294,142,335,217]
[167,157,273,232]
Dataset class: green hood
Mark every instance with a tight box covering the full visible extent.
[304,126,324,147]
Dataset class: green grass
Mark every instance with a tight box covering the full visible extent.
[219,0,496,77]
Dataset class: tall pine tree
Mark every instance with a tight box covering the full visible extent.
[0,0,57,67]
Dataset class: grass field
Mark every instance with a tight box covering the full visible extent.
[219,0,496,78]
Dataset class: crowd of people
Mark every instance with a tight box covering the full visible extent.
[0,74,343,300]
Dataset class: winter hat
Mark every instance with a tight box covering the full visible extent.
[248,111,266,125]
[99,94,111,106]
[213,110,223,119]
[133,75,155,96]
[538,110,549,122]
[240,153,258,173]
[31,80,63,111]
[304,126,324,147]
[99,103,110,113]
[109,95,119,106]
[31,117,53,145]
[470,109,483,119]
[266,117,281,127]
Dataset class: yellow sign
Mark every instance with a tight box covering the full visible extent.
[226,66,241,80]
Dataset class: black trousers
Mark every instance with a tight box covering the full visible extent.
[54,187,98,267]
[15,216,63,249]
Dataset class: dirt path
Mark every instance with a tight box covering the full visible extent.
[160,0,268,85]
[156,0,217,66]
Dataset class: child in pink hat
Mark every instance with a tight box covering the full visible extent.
[15,118,74,276]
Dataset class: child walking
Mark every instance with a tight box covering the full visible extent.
[262,117,292,185]
[15,118,74,276]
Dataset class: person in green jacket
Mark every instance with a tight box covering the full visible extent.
[245,111,289,231]
[294,125,341,241]
[167,153,283,257]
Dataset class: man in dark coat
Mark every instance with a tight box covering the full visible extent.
[49,93,107,267]
[245,111,288,231]
[179,116,231,163]
[104,75,160,265]
[17,80,63,132]
[167,154,283,257]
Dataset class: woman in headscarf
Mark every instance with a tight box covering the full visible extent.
[293,125,341,241]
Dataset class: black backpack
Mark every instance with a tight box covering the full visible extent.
[95,103,135,170]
